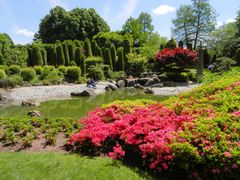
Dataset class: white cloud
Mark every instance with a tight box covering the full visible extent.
[216,21,224,28]
[153,5,176,15]
[16,29,34,37]
[226,18,236,24]
[48,0,69,10]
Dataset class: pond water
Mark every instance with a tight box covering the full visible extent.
[0,88,168,119]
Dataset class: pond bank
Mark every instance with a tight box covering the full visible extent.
[0,82,199,105]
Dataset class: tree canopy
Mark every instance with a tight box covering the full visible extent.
[36,6,110,43]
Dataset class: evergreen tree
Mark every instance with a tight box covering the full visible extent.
[48,45,57,65]
[75,47,82,66]
[116,48,124,71]
[235,48,240,65]
[62,43,70,66]
[103,48,112,70]
[80,52,86,76]
[27,47,33,66]
[92,40,100,56]
[0,51,4,65]
[110,45,117,71]
[32,46,43,66]
[84,38,92,57]
[56,44,65,65]
[68,41,76,61]
[41,48,47,65]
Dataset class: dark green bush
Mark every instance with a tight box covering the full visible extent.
[57,65,67,75]
[8,65,21,75]
[85,57,104,70]
[125,53,147,77]
[166,72,190,82]
[66,66,81,82]
[34,66,43,76]
[109,71,125,80]
[116,48,124,71]
[7,75,23,87]
[44,69,63,85]
[69,61,77,66]
[56,44,65,65]
[0,69,6,80]
[84,38,92,57]
[110,45,117,71]
[40,66,55,80]
[212,57,236,72]
[32,46,43,66]
[87,65,105,81]
[21,68,36,82]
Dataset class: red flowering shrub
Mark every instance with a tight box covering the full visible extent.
[155,48,197,71]
[69,102,194,172]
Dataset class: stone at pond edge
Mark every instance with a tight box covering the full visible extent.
[28,110,41,117]
[116,80,126,88]
[105,84,118,91]
[134,84,144,89]
[22,100,40,106]
[71,89,96,97]
[144,77,161,86]
[144,87,154,94]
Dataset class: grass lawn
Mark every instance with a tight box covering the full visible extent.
[0,152,151,180]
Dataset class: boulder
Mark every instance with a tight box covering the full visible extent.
[144,87,154,94]
[137,78,151,86]
[116,80,126,88]
[0,90,11,103]
[134,84,144,89]
[144,77,160,86]
[105,84,118,91]
[27,110,41,117]
[126,79,138,87]
[22,100,39,106]
[71,89,96,97]
[150,83,164,88]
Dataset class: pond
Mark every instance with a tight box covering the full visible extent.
[0,88,168,119]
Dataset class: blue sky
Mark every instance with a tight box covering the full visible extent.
[0,0,239,44]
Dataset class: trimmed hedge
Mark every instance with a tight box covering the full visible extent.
[66,66,81,82]
[21,68,36,82]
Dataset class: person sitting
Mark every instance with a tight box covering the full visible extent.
[87,78,96,88]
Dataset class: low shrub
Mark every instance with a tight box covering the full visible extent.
[77,76,87,84]
[40,66,55,80]
[69,61,77,66]
[87,65,105,81]
[109,71,125,80]
[66,66,81,82]
[212,57,236,72]
[34,66,43,76]
[44,69,63,85]
[7,75,23,88]
[0,69,6,80]
[126,53,147,77]
[8,65,21,75]
[85,57,104,70]
[21,68,36,82]
[165,72,190,82]
[58,65,67,75]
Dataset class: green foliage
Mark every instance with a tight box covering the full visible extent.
[0,33,14,45]
[212,57,236,72]
[21,68,36,82]
[85,56,104,70]
[110,45,117,71]
[7,75,23,88]
[40,65,55,80]
[34,66,43,76]
[165,72,190,82]
[47,45,57,65]
[32,46,43,66]
[0,69,6,80]
[84,38,92,57]
[41,49,47,65]
[68,41,76,62]
[8,65,21,75]
[57,65,67,75]
[62,43,70,66]
[43,69,63,85]
[125,53,147,77]
[116,48,125,71]
[69,61,77,66]
[0,51,4,65]
[103,48,113,70]
[165,39,177,49]
[75,47,83,66]
[92,40,102,56]
[56,44,65,65]
[37,6,110,43]
[87,65,105,80]
[66,66,81,82]
[235,48,240,65]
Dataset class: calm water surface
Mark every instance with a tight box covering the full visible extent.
[0,88,168,118]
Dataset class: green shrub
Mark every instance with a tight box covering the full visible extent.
[87,65,105,81]
[0,69,6,80]
[34,66,43,76]
[102,65,112,79]
[8,65,21,75]
[84,38,92,57]
[8,75,23,88]
[21,68,36,82]
[69,61,77,66]
[212,57,236,72]
[103,48,113,70]
[32,46,43,66]
[57,65,67,75]
[235,48,240,65]
[44,69,63,85]
[110,45,117,71]
[40,66,55,80]
[109,71,125,80]
[125,53,147,77]
[66,66,81,82]
[85,57,104,70]
[56,44,65,65]
[77,76,87,84]
[116,48,124,71]
[62,43,70,66]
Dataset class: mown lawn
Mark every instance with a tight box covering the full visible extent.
[0,152,151,180]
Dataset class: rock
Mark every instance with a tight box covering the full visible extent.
[105,84,118,91]
[126,79,138,87]
[150,83,164,88]
[27,110,41,117]
[22,99,39,106]
[71,89,96,97]
[163,81,177,87]
[116,80,126,88]
[137,78,151,86]
[0,90,11,103]
[144,87,154,94]
[144,77,160,86]
[134,84,144,89]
